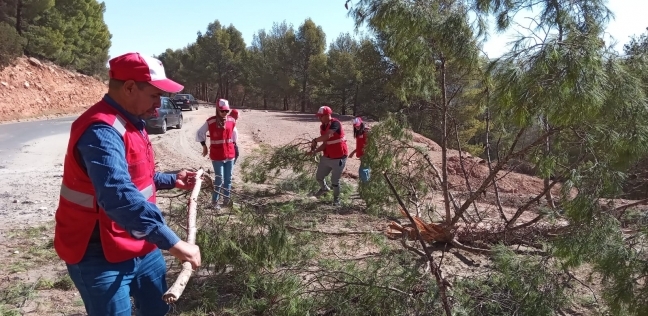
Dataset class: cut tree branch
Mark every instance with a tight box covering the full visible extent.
[383,172,453,316]
[452,128,559,225]
[163,168,204,304]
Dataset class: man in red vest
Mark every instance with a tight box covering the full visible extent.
[308,105,349,206]
[54,52,201,316]
[196,99,237,209]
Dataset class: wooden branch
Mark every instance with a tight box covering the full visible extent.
[453,119,481,221]
[452,128,559,225]
[286,225,379,235]
[485,106,508,223]
[163,168,204,304]
[383,172,453,316]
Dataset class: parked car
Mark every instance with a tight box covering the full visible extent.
[145,97,183,134]
[173,93,199,111]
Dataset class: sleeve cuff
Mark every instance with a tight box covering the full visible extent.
[148,225,182,250]
[154,172,177,190]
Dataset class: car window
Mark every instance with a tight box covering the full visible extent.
[162,99,171,109]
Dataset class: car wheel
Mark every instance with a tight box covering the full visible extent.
[160,119,167,134]
[176,116,183,129]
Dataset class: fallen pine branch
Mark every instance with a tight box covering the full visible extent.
[383,172,453,316]
[162,167,204,304]
[286,225,379,235]
[157,192,189,199]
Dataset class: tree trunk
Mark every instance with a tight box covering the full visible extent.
[15,0,23,35]
[225,79,230,100]
[240,91,246,107]
[300,63,309,113]
[283,96,288,111]
[439,57,452,226]
[263,94,268,109]
[341,90,347,115]
[352,84,360,116]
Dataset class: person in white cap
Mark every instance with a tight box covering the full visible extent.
[196,99,237,209]
[349,117,371,182]
[54,52,201,316]
[308,105,349,206]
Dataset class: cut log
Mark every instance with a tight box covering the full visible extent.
[162,168,204,304]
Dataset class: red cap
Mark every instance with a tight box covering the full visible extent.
[217,99,230,111]
[316,106,333,116]
[353,117,363,127]
[108,52,184,93]
[230,109,239,120]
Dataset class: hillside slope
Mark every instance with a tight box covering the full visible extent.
[0,57,106,122]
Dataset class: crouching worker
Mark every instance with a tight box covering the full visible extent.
[196,99,237,209]
[307,105,348,206]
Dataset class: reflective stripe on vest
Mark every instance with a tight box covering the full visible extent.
[211,139,233,145]
[112,115,127,136]
[327,138,346,145]
[60,183,154,208]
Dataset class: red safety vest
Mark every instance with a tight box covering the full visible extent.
[321,118,348,159]
[355,129,369,158]
[54,100,157,264]
[207,116,236,161]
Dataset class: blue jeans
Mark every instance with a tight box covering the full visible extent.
[66,245,169,316]
[212,159,234,202]
[359,157,371,183]
[359,165,371,183]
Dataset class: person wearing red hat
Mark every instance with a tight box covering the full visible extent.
[54,52,201,316]
[196,99,237,209]
[308,105,349,206]
[349,117,371,182]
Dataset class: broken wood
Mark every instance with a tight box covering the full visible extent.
[162,168,204,304]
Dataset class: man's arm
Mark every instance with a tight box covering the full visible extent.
[77,124,181,250]
[154,172,176,190]
[313,142,327,154]
[312,121,341,143]
[196,121,208,146]
[232,127,238,143]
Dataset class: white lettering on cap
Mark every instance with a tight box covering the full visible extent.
[318,106,325,114]
[141,55,167,81]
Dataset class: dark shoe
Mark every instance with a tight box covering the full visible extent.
[314,188,331,197]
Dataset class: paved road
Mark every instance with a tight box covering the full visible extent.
[0,115,77,159]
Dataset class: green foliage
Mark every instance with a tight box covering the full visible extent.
[239,141,317,184]
[0,22,24,70]
[358,114,435,214]
[0,0,111,76]
[454,246,571,315]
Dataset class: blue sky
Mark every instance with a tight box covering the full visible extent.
[103,0,647,60]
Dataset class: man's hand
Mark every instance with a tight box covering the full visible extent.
[306,150,315,156]
[201,146,208,157]
[175,169,197,190]
[168,240,201,270]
